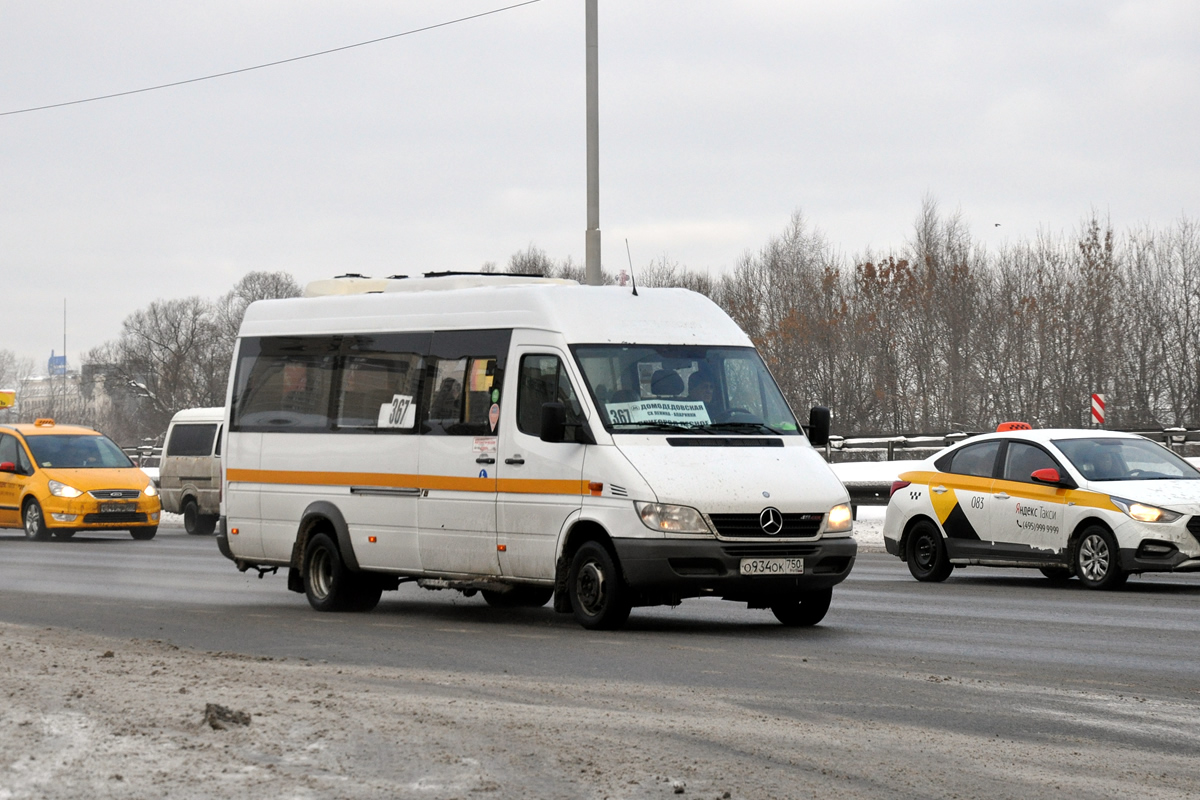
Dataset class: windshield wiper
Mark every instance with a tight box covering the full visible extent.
[703,422,786,435]
[610,422,705,432]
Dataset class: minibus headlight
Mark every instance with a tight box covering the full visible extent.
[825,503,853,534]
[635,502,711,534]
[1110,497,1181,523]
[48,480,82,498]
[144,484,158,497]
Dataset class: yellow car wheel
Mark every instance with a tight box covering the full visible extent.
[23,501,50,541]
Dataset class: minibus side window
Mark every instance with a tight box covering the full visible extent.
[423,356,500,436]
[517,355,583,436]
[166,424,218,456]
[336,333,428,433]
[231,336,339,432]
[421,329,510,436]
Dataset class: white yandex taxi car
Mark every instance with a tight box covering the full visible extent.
[883,427,1200,589]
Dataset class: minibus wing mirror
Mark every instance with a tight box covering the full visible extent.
[807,406,831,447]
[541,402,596,445]
[540,403,567,443]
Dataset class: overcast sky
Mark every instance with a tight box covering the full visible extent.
[3,0,1197,366]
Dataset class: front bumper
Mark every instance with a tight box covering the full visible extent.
[1119,547,1200,574]
[40,496,161,529]
[612,536,857,605]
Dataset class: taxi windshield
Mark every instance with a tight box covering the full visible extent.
[25,434,134,469]
[1053,437,1200,482]
[571,344,801,436]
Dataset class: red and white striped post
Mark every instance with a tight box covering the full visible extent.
[1090,393,1106,426]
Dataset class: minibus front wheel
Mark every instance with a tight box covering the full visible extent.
[304,532,382,612]
[568,541,631,630]
[770,587,832,627]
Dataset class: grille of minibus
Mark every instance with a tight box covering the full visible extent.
[708,513,822,538]
[720,544,821,558]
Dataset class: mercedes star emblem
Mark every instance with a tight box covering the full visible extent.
[759,507,784,535]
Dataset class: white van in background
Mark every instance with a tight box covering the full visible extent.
[216,274,856,629]
[160,407,223,535]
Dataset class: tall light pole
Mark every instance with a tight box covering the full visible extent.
[584,0,602,285]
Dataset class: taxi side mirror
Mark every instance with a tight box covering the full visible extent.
[0,462,15,474]
[1031,467,1075,488]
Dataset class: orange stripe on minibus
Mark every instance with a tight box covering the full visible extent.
[226,468,593,497]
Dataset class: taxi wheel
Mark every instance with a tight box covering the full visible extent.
[482,586,554,608]
[568,541,632,630]
[23,501,50,541]
[770,587,832,627]
[906,520,952,582]
[1074,527,1127,590]
[130,526,158,540]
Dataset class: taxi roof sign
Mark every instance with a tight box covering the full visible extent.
[33,418,55,427]
[0,390,14,409]
[996,421,1032,432]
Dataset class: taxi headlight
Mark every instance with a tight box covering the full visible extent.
[48,480,82,498]
[825,503,853,534]
[144,484,158,497]
[1110,496,1181,523]
[635,502,711,534]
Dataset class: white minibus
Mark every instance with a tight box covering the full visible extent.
[216,274,856,629]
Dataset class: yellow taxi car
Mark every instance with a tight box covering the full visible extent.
[883,425,1200,589]
[0,419,161,540]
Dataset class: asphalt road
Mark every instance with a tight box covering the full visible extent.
[2,523,1199,772]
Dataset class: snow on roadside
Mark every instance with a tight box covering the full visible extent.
[828,460,919,550]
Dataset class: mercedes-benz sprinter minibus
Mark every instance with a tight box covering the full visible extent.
[216,274,855,629]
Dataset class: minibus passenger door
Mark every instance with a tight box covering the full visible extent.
[417,341,504,576]
[496,350,588,580]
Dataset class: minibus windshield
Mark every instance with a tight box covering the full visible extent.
[572,345,801,435]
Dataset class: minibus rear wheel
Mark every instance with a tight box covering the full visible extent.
[770,587,832,627]
[568,541,631,630]
[304,532,382,612]
[183,499,216,536]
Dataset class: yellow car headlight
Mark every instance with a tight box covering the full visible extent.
[48,480,82,498]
